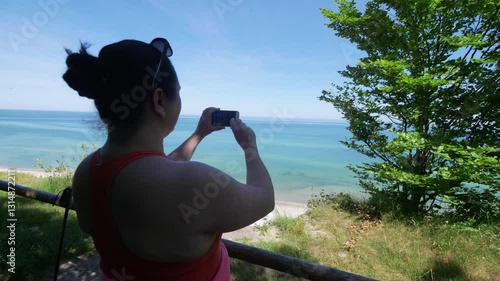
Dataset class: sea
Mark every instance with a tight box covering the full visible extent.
[0,109,371,203]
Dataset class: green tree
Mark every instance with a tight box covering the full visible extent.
[320,0,500,221]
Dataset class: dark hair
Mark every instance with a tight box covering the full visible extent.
[62,40,179,128]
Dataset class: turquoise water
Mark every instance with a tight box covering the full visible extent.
[0,109,370,203]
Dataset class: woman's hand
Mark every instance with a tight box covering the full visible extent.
[194,107,225,139]
[230,118,257,150]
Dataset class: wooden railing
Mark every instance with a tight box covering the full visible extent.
[0,179,377,281]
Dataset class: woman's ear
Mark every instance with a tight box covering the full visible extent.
[152,88,168,118]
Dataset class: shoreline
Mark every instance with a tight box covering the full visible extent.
[0,166,71,178]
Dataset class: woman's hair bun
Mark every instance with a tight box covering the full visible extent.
[62,42,109,100]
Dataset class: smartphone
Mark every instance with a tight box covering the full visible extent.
[212,110,239,127]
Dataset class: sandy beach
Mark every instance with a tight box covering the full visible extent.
[0,166,69,178]
[223,200,309,241]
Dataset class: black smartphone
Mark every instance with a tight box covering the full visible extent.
[212,110,239,127]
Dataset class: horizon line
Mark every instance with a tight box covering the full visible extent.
[0,108,346,121]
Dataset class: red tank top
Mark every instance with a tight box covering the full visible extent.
[89,148,222,280]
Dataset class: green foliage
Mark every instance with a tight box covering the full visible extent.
[254,211,307,238]
[0,172,94,281]
[253,221,272,236]
[308,190,381,219]
[249,197,500,280]
[272,213,307,237]
[320,0,500,223]
[0,143,97,280]
[32,143,97,193]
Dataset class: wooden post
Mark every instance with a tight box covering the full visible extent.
[223,239,376,280]
[0,179,377,281]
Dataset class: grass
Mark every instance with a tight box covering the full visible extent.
[0,171,94,281]
[232,198,499,280]
[1,172,498,280]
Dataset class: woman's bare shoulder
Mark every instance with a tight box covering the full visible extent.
[72,153,95,234]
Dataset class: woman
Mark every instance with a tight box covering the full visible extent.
[63,38,274,281]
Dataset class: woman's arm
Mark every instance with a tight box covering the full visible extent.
[170,118,274,232]
[166,133,203,161]
[147,118,274,233]
[167,107,224,161]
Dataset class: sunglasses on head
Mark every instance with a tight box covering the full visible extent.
[150,38,173,86]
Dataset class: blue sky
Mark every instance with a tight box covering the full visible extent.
[0,0,366,119]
